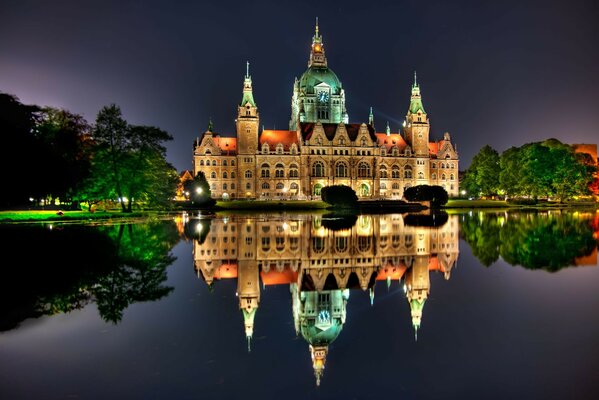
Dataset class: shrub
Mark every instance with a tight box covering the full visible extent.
[404,185,449,208]
[321,185,358,207]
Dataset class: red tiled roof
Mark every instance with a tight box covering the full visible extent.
[259,130,299,150]
[214,135,237,154]
[375,133,408,151]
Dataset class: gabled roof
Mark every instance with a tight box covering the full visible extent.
[375,133,408,151]
[259,130,299,150]
[300,122,376,142]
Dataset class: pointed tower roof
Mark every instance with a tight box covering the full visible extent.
[308,17,327,68]
[408,71,426,115]
[310,344,328,387]
[385,121,391,136]
[368,106,374,127]
[240,61,256,107]
[242,307,257,352]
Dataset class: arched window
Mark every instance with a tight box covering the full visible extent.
[440,163,445,169]
[246,182,251,189]
[223,183,227,190]
[360,137,367,146]
[289,164,299,178]
[261,163,270,178]
[392,183,400,190]
[223,172,228,179]
[432,173,437,180]
[210,171,216,179]
[290,144,298,154]
[418,171,424,179]
[381,147,387,157]
[276,144,284,154]
[261,143,269,154]
[358,162,370,178]
[312,161,324,177]
[212,160,217,166]
[450,174,455,180]
[442,174,446,180]
[380,183,387,189]
[211,183,216,190]
[392,147,399,156]
[392,165,400,179]
[204,150,211,155]
[335,162,348,178]
[431,163,436,169]
[231,183,236,189]
[223,160,227,166]
[379,165,387,178]
[245,170,252,178]
[231,160,235,166]
[276,183,284,190]
[404,165,413,179]
[199,160,204,166]
[290,183,299,190]
[262,182,270,189]
[275,163,285,178]
[231,172,236,179]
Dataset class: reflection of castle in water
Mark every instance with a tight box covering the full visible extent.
[191,213,459,385]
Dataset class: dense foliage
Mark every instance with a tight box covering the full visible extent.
[463,140,596,201]
[321,185,358,207]
[183,171,216,207]
[403,185,449,207]
[460,211,598,271]
[0,94,178,210]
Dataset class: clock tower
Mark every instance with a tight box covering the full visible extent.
[236,61,259,155]
[404,72,430,157]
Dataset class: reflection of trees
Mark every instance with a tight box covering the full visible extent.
[460,212,597,271]
[0,221,180,331]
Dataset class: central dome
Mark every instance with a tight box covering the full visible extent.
[298,66,342,95]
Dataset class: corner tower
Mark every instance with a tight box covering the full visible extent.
[236,62,259,155]
[289,20,348,130]
[404,72,430,157]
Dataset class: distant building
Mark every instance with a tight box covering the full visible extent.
[193,22,459,200]
[573,144,598,164]
[175,170,194,200]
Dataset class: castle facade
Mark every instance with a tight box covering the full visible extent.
[193,23,459,200]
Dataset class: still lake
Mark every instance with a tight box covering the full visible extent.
[0,210,598,399]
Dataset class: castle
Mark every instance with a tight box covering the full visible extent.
[193,22,459,200]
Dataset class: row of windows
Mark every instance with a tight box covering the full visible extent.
[431,162,455,169]
[199,159,236,167]
[260,182,300,190]
[261,143,298,154]
[211,171,236,179]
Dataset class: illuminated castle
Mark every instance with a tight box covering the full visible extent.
[193,22,459,200]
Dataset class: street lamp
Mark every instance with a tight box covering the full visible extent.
[196,187,203,194]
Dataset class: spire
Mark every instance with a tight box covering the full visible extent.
[408,71,426,115]
[386,121,391,136]
[368,106,374,127]
[207,118,213,133]
[247,336,252,353]
[240,61,256,107]
[413,70,418,88]
[369,287,374,306]
[308,18,327,67]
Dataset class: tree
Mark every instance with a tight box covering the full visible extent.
[321,185,358,207]
[463,145,500,197]
[403,185,448,208]
[184,171,215,207]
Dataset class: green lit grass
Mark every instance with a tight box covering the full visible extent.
[0,210,146,223]
[215,200,329,210]
[445,199,510,208]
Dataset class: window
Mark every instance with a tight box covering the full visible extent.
[418,171,424,179]
[289,164,299,178]
[231,172,236,178]
[276,183,284,190]
[223,183,227,190]
[392,183,400,190]
[212,160,217,166]
[335,162,348,178]
[261,163,270,178]
[223,160,227,166]
[392,147,399,156]
[262,182,270,189]
[360,137,367,146]
[312,237,325,253]
[262,143,269,154]
[223,172,228,179]
[246,182,251,189]
[335,237,348,252]
[290,183,299,190]
[450,174,455,180]
[380,183,387,189]
[231,160,235,166]
[358,162,370,178]
[404,165,413,179]
[210,183,216,190]
[312,161,325,177]
[392,165,400,179]
[381,148,387,157]
[380,165,387,178]
[210,171,216,179]
[275,163,284,178]
[276,144,284,154]
[442,174,446,180]
[245,170,252,178]
[290,144,298,154]
[231,183,236,189]
[432,173,437,180]
[199,160,204,166]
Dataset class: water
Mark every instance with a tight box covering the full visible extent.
[0,210,598,399]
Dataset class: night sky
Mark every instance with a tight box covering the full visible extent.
[1,0,598,172]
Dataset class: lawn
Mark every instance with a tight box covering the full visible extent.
[0,210,147,223]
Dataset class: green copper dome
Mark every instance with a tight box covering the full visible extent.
[298,66,342,95]
[300,320,343,345]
